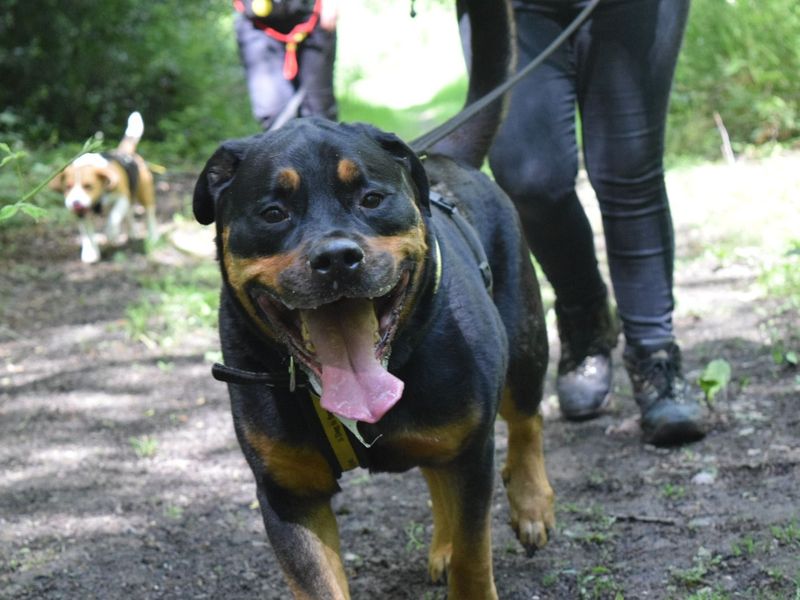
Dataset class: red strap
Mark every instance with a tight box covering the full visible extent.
[234,0,322,80]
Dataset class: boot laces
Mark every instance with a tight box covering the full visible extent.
[629,347,688,406]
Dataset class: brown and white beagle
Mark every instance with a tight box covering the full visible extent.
[50,112,158,263]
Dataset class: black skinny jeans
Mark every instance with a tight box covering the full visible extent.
[235,15,338,130]
[490,0,690,347]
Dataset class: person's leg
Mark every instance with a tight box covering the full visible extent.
[297,26,338,121]
[490,3,617,421]
[575,0,704,444]
[235,15,294,129]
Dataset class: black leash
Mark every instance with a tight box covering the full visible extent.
[268,86,307,132]
[411,0,601,155]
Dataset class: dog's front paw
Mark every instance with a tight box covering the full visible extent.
[81,244,101,264]
[502,465,555,555]
[428,542,452,584]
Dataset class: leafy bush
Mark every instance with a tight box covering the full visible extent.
[0,0,253,161]
[669,0,800,159]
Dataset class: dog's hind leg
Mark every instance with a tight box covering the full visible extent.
[105,194,130,245]
[136,157,158,243]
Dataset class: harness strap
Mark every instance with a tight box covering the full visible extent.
[101,151,139,197]
[429,191,493,295]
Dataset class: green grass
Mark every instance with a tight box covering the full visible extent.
[670,547,723,590]
[577,565,624,600]
[339,77,467,142]
[130,435,158,458]
[404,520,426,553]
[335,0,468,141]
[125,262,220,349]
[771,520,800,547]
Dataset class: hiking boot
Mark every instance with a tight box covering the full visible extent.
[624,342,706,446]
[556,296,619,421]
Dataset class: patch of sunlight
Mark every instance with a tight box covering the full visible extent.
[336,0,466,109]
[667,152,800,256]
[2,447,108,485]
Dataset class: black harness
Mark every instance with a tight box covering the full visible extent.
[101,152,139,196]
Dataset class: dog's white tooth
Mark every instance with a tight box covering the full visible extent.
[308,374,322,396]
[300,318,316,353]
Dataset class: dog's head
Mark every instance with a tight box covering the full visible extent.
[50,153,120,216]
[194,118,434,423]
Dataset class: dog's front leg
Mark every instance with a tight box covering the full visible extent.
[78,218,100,263]
[423,438,498,600]
[257,487,350,600]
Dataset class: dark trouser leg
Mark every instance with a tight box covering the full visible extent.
[574,0,705,444]
[576,0,689,348]
[297,26,338,121]
[234,15,294,130]
[489,4,616,421]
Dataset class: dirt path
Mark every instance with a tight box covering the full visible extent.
[1,157,798,599]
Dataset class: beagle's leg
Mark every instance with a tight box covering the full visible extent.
[137,164,158,242]
[145,204,158,243]
[105,194,130,245]
[78,218,100,263]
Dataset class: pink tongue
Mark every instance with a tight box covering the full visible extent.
[302,299,403,423]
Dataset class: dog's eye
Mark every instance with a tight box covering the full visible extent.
[262,206,288,223]
[361,192,384,209]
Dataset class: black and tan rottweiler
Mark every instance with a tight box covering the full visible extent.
[192,3,554,599]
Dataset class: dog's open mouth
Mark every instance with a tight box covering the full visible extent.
[252,270,412,423]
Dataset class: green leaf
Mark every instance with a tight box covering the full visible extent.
[698,358,732,404]
[786,351,798,366]
[0,142,10,154]
[0,152,24,168]
[0,204,20,221]
[19,203,47,220]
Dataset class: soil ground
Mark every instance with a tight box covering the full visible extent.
[1,155,798,599]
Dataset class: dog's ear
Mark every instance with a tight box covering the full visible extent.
[349,123,430,216]
[48,171,66,193]
[193,138,251,225]
[98,166,120,191]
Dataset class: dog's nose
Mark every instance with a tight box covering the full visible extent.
[308,237,365,279]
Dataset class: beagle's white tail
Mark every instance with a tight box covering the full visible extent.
[117,111,144,155]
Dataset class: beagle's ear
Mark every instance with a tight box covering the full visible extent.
[48,170,67,193]
[193,138,252,225]
[98,166,120,191]
[347,123,430,216]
